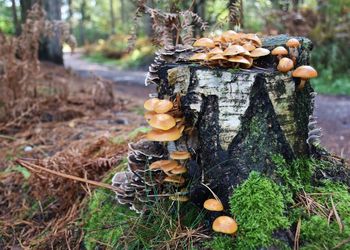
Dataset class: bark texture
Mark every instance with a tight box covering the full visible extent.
[157,35,315,206]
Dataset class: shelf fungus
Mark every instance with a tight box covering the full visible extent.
[212,216,238,235]
[292,65,318,90]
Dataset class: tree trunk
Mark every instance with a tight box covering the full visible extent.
[39,0,63,65]
[79,0,86,45]
[11,0,20,35]
[109,0,116,34]
[156,35,315,206]
[20,0,34,23]
[67,0,73,33]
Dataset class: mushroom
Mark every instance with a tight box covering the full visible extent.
[149,160,177,170]
[277,57,294,73]
[212,216,238,234]
[170,165,187,174]
[148,114,176,130]
[144,98,160,111]
[170,151,191,160]
[144,111,156,122]
[228,56,251,67]
[146,126,182,141]
[189,53,207,61]
[250,48,270,58]
[292,65,318,90]
[203,198,224,211]
[208,54,227,67]
[271,46,288,60]
[164,175,185,185]
[242,42,256,52]
[244,33,262,47]
[169,195,189,202]
[154,99,174,114]
[221,30,237,42]
[193,38,215,49]
[207,47,224,57]
[286,38,300,65]
[223,45,246,57]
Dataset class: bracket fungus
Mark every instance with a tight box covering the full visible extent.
[203,198,224,212]
[212,216,238,235]
[292,65,318,90]
[277,57,294,73]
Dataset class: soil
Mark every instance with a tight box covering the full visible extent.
[63,52,350,159]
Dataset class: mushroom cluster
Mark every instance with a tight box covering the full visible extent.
[271,38,318,90]
[144,96,191,202]
[189,30,270,68]
[203,198,238,235]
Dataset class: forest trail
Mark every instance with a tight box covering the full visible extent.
[63,52,350,159]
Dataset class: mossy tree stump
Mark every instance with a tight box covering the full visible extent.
[156,35,315,206]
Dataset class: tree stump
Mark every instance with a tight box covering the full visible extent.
[155,35,315,206]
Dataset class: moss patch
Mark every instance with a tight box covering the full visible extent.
[229,171,290,249]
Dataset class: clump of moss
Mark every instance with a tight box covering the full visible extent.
[229,171,290,249]
[204,236,235,250]
[299,181,350,249]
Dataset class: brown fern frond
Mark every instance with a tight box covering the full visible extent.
[228,0,241,27]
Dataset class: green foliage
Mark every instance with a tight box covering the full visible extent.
[229,171,290,249]
[204,236,235,250]
[299,181,350,250]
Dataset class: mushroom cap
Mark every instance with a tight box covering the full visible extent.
[203,198,224,211]
[213,35,225,44]
[154,99,174,114]
[292,65,318,79]
[149,160,176,170]
[207,47,224,57]
[161,161,179,172]
[250,48,270,58]
[144,98,160,111]
[222,30,237,42]
[228,56,251,65]
[241,56,253,68]
[223,45,246,56]
[242,42,256,52]
[164,175,185,184]
[193,38,215,48]
[244,33,262,47]
[212,216,238,234]
[169,195,189,202]
[286,38,300,48]
[189,53,208,61]
[148,113,176,130]
[208,54,226,61]
[170,151,191,160]
[146,126,182,141]
[277,57,294,73]
[144,111,156,122]
[170,165,187,174]
[271,46,288,56]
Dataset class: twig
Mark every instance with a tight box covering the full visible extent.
[330,196,344,233]
[0,134,16,141]
[294,218,301,250]
[333,236,350,249]
[16,158,125,194]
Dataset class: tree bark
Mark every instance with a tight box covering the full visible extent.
[79,0,86,45]
[39,0,63,65]
[11,0,20,35]
[20,0,34,23]
[109,0,116,34]
[156,35,315,206]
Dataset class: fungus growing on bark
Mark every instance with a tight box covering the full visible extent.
[271,46,288,60]
[154,99,174,114]
[146,126,182,141]
[148,114,176,130]
[223,45,247,57]
[212,216,238,234]
[242,42,256,52]
[228,56,251,66]
[292,65,318,90]
[193,37,215,49]
[189,53,207,61]
[250,48,270,58]
[170,165,187,174]
[149,160,177,170]
[286,38,300,65]
[222,30,237,42]
[203,198,224,211]
[277,57,294,73]
[144,111,156,122]
[144,98,160,111]
[207,47,224,57]
[164,175,185,184]
[170,151,191,160]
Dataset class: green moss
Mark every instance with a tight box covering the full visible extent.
[229,171,290,249]
[204,236,235,250]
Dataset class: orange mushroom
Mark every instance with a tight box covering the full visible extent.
[212,216,238,234]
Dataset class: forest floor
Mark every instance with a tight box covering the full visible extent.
[64,52,350,159]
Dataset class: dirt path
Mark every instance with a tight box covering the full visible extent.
[64,53,350,159]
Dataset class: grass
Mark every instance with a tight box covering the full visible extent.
[312,73,350,96]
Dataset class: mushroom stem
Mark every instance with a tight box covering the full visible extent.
[298,79,306,90]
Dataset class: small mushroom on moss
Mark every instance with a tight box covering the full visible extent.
[277,57,294,73]
[146,126,182,141]
[271,46,288,60]
[193,37,215,49]
[292,65,318,90]
[170,151,191,160]
[203,198,224,211]
[286,38,300,65]
[154,99,173,114]
[144,98,160,111]
[148,114,176,130]
[212,216,238,234]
